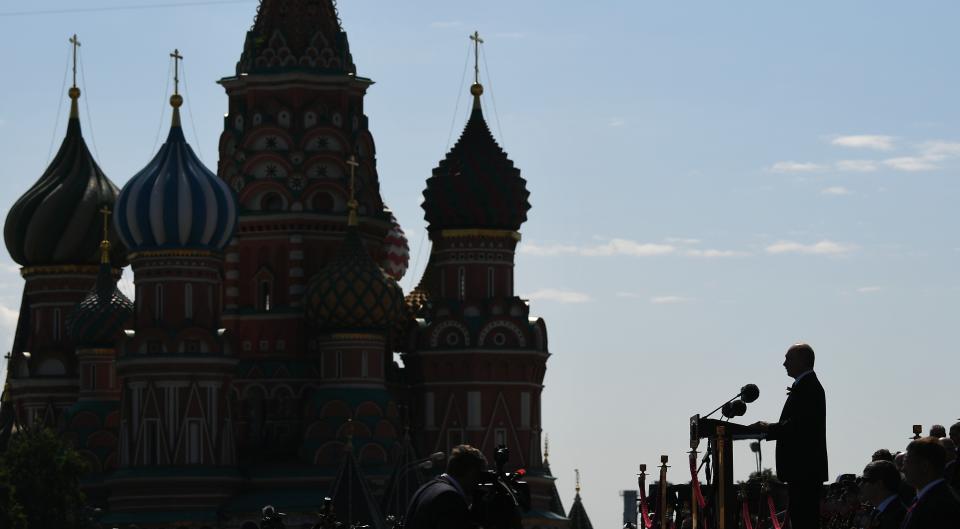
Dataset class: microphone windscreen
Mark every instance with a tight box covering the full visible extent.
[741,384,760,403]
[730,399,747,417]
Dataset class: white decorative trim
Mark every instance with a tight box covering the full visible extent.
[477,320,527,348]
[429,321,471,348]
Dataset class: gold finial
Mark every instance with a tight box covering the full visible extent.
[346,155,360,227]
[68,34,81,117]
[169,49,184,126]
[98,206,112,264]
[543,434,550,463]
[469,31,484,103]
[575,468,581,494]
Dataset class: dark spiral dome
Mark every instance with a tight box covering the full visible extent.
[67,256,133,347]
[306,227,403,332]
[422,98,531,232]
[4,92,125,267]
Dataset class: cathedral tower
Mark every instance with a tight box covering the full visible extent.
[2,37,126,429]
[405,35,563,525]
[108,59,240,517]
[216,0,394,363]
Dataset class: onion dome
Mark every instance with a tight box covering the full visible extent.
[4,86,125,267]
[422,83,530,232]
[66,218,133,347]
[380,211,409,282]
[236,0,356,76]
[114,82,237,253]
[307,164,402,331]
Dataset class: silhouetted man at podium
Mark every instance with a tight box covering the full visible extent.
[750,343,828,529]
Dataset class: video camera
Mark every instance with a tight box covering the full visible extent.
[470,446,531,529]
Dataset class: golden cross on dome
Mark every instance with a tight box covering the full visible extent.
[346,155,360,226]
[69,34,81,88]
[98,206,112,264]
[469,31,484,85]
[575,468,581,494]
[99,206,111,241]
[170,48,183,95]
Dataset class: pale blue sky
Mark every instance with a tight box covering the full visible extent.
[2,2,960,527]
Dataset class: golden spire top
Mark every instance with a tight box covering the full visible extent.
[469,31,484,106]
[543,434,550,464]
[68,34,81,118]
[346,155,360,227]
[169,49,184,126]
[98,206,112,264]
[575,468,581,494]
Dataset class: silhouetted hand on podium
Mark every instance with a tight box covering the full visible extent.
[749,421,770,433]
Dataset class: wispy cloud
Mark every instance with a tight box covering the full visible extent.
[831,135,895,150]
[882,141,960,172]
[608,117,625,127]
[524,288,591,304]
[765,240,856,255]
[521,239,676,257]
[650,296,689,305]
[684,249,749,258]
[883,156,938,172]
[857,286,882,293]
[835,159,878,172]
[821,186,851,196]
[430,21,462,28]
[770,161,825,173]
[666,237,701,245]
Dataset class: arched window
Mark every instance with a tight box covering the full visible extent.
[259,281,272,312]
[312,192,334,212]
[184,283,194,319]
[53,308,61,342]
[155,284,164,321]
[261,193,284,212]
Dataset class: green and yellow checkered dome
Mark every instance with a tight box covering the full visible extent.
[306,227,404,332]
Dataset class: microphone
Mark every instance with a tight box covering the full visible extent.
[740,384,760,403]
[721,399,747,419]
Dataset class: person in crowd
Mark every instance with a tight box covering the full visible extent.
[871,449,894,462]
[859,460,906,529]
[404,444,486,529]
[750,343,828,529]
[900,436,960,528]
[949,422,960,449]
[940,437,960,491]
[930,424,947,439]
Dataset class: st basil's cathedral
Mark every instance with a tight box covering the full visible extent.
[0,1,581,528]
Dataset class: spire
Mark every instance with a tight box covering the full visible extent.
[69,34,81,119]
[169,48,184,128]
[544,434,550,466]
[328,420,385,529]
[469,31,484,110]
[236,0,356,76]
[346,155,359,227]
[567,470,594,529]
[575,468,581,495]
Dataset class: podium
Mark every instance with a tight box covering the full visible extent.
[690,415,766,529]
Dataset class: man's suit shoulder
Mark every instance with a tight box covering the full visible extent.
[906,482,960,528]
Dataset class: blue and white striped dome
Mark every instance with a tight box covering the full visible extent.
[115,109,236,253]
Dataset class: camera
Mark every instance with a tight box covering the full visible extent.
[470,446,531,529]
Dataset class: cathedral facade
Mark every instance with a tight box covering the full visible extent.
[1,2,567,527]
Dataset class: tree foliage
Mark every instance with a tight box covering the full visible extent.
[0,427,90,528]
